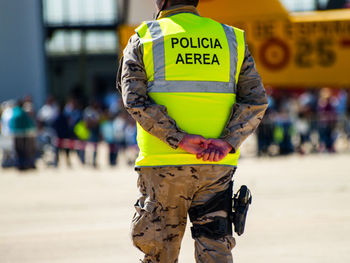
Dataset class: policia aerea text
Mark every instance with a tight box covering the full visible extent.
[117,0,268,262]
[171,37,223,49]
[172,37,222,65]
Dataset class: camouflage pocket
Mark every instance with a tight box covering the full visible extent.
[225,235,236,250]
[131,197,163,255]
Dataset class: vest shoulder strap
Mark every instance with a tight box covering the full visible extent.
[232,27,246,82]
[135,22,149,38]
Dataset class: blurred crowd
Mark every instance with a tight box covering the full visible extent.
[0,93,137,170]
[258,87,350,156]
[1,88,350,170]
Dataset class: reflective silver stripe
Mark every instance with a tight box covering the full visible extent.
[146,21,166,81]
[222,24,238,92]
[147,80,234,93]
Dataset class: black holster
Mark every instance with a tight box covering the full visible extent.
[188,181,252,239]
[230,185,252,236]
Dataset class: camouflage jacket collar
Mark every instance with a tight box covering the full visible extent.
[158,5,200,19]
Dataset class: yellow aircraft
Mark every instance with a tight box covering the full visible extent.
[118,0,350,87]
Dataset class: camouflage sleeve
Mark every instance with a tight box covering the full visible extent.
[220,45,268,152]
[117,34,186,149]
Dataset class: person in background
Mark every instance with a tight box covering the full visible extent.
[52,105,72,167]
[100,110,118,166]
[1,100,15,136]
[73,118,89,165]
[9,100,37,170]
[294,111,311,154]
[273,106,294,155]
[37,95,59,127]
[124,115,138,166]
[112,109,128,165]
[0,100,16,168]
[65,98,84,163]
[104,91,121,115]
[83,102,101,168]
[257,87,275,156]
[21,95,36,120]
[64,97,83,131]
[317,88,337,153]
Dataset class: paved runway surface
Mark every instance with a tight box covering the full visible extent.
[1,152,349,263]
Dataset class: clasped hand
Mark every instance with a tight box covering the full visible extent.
[178,135,232,162]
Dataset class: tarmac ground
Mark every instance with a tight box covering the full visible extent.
[0,149,349,263]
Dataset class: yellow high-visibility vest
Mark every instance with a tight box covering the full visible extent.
[134,12,245,167]
[74,121,90,141]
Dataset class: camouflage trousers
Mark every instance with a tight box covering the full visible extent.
[132,165,236,263]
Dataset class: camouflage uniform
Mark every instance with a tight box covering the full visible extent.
[117,5,268,263]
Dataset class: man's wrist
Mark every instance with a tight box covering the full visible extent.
[221,138,236,153]
[167,131,187,149]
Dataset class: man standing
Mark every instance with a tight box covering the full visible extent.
[117,0,268,262]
